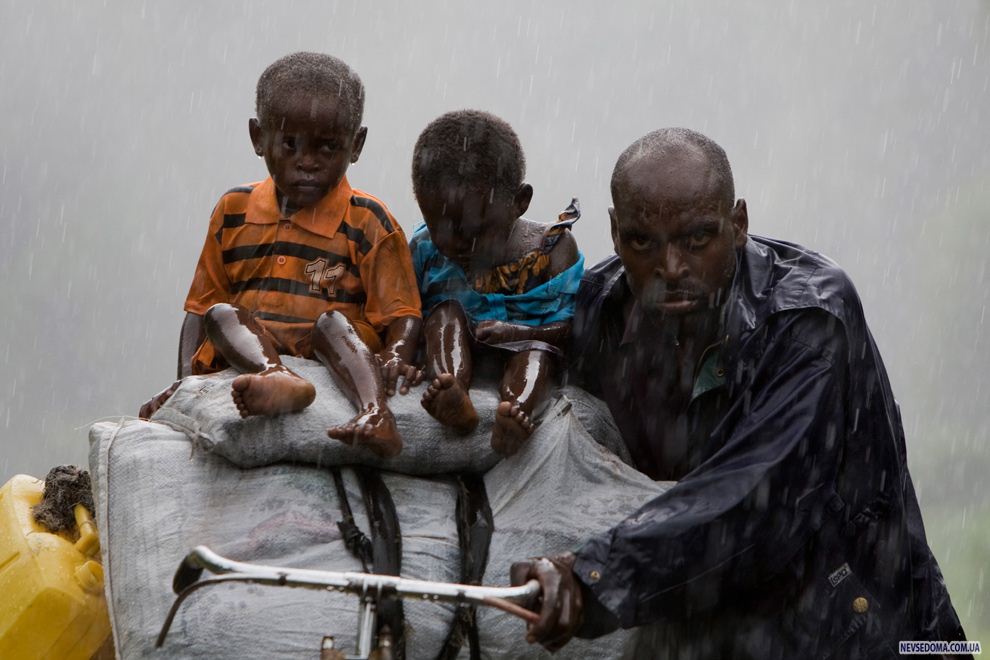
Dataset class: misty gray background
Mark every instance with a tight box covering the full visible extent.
[2,0,988,640]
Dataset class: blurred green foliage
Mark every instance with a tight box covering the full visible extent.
[910,181,990,644]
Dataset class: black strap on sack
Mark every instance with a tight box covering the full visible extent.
[435,474,495,660]
[355,467,406,660]
[332,468,494,660]
[330,467,373,572]
[330,466,406,659]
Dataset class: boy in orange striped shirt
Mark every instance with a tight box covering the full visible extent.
[139,53,422,458]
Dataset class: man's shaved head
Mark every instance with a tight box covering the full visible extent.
[607,128,748,327]
[611,128,734,211]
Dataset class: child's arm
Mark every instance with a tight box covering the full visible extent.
[355,199,424,396]
[177,312,206,378]
[378,315,423,396]
[474,320,570,347]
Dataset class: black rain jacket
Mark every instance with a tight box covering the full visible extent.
[568,236,967,659]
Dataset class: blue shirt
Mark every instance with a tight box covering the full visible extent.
[409,223,585,326]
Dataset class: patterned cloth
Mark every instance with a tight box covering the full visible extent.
[410,200,584,327]
[184,176,421,372]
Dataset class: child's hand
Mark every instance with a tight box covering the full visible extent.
[474,320,525,344]
[377,353,423,396]
[138,380,181,419]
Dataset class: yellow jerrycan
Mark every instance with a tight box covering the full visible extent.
[0,474,111,659]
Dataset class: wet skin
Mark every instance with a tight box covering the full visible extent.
[521,142,749,651]
[609,145,747,351]
[417,182,578,455]
[139,303,421,458]
[421,301,478,434]
[139,96,422,457]
[206,304,317,417]
[314,311,421,459]
[248,95,367,215]
[510,553,583,652]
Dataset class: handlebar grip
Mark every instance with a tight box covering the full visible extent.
[172,553,205,593]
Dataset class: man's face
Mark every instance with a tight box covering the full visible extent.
[610,151,748,321]
[249,96,367,214]
[417,180,529,271]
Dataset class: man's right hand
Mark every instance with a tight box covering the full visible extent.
[138,380,181,419]
[510,553,583,652]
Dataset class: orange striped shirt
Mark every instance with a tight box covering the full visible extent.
[185,176,421,360]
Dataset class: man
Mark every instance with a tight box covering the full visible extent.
[511,128,968,658]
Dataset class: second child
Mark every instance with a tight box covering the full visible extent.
[409,110,584,455]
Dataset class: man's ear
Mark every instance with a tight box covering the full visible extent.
[350,127,368,163]
[513,183,534,217]
[731,199,749,248]
[609,207,620,252]
[249,118,264,157]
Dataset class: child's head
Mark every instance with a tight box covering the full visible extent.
[412,110,532,267]
[249,52,367,213]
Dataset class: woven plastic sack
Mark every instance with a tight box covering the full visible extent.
[149,356,631,474]
[90,364,671,658]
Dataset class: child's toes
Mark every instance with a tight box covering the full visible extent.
[327,424,354,443]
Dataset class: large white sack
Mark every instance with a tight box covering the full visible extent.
[148,356,632,473]
[89,419,462,659]
[92,364,672,658]
[477,398,672,659]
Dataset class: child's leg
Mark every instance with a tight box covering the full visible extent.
[312,310,401,458]
[205,303,316,418]
[420,301,479,433]
[491,350,554,456]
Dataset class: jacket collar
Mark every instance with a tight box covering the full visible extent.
[583,235,855,370]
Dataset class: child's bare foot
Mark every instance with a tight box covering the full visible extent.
[230,366,316,418]
[491,400,535,456]
[421,373,479,434]
[327,406,402,458]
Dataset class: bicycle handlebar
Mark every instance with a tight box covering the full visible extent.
[156,545,542,649]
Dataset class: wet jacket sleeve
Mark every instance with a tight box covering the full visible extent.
[573,309,849,634]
